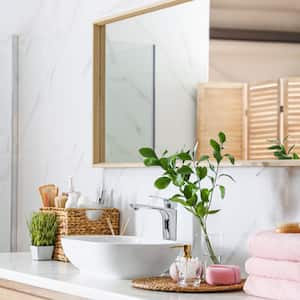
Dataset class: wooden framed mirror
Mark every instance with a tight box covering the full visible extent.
[93,0,300,168]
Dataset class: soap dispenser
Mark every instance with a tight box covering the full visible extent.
[65,176,81,208]
[171,245,202,287]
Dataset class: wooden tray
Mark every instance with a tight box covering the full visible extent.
[132,277,245,293]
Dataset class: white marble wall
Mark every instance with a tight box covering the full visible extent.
[1,0,300,275]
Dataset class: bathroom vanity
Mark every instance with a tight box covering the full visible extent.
[0,253,249,300]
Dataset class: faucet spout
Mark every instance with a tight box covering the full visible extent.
[130,202,177,240]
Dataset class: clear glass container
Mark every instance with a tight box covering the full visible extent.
[201,233,223,281]
[176,257,202,287]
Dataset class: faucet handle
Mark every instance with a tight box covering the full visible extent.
[148,195,177,209]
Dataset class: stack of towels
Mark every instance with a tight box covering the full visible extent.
[244,231,300,300]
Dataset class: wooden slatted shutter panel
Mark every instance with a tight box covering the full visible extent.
[247,81,280,160]
[197,83,247,160]
[282,77,300,154]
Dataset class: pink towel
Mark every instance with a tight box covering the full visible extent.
[248,231,300,261]
[244,275,300,300]
[246,257,300,282]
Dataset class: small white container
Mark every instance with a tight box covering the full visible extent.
[85,209,103,221]
[30,245,54,261]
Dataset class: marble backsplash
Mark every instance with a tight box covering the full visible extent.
[103,166,300,274]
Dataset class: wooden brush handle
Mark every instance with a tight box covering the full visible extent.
[39,184,59,207]
[276,223,300,233]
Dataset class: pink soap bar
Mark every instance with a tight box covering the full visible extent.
[206,265,241,285]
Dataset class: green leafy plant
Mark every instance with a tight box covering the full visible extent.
[268,136,299,160]
[27,212,57,246]
[139,132,235,264]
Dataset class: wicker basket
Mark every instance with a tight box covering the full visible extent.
[40,207,120,262]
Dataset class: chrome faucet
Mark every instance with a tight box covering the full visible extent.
[130,197,177,240]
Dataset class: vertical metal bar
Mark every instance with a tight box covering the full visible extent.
[10,35,19,252]
[152,44,156,149]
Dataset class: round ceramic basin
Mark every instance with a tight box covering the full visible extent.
[62,235,183,279]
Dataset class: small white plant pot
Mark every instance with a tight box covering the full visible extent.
[30,245,54,261]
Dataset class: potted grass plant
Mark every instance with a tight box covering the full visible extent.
[27,212,57,261]
[139,132,235,264]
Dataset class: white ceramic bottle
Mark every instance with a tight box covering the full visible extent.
[65,176,81,208]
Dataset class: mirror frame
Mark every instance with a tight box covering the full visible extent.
[93,0,193,167]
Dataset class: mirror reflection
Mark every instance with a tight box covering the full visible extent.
[94,0,300,165]
[102,0,207,163]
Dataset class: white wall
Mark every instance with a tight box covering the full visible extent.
[210,40,300,82]
[1,0,300,275]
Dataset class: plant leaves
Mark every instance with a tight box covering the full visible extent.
[209,176,215,185]
[162,150,168,156]
[170,195,186,206]
[201,188,210,202]
[183,184,194,199]
[196,166,207,180]
[280,145,287,155]
[159,157,169,170]
[177,152,192,161]
[208,209,221,215]
[144,158,160,167]
[293,153,300,159]
[186,194,198,207]
[199,155,209,162]
[210,139,221,152]
[177,165,193,175]
[218,132,226,144]
[213,151,222,164]
[139,148,157,159]
[209,162,216,173]
[154,177,171,189]
[196,202,206,218]
[219,185,225,199]
[173,174,185,187]
[219,173,236,182]
[267,145,281,150]
[224,154,235,165]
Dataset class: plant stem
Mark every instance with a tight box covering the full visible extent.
[205,164,219,224]
[199,218,220,264]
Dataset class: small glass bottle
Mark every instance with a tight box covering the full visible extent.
[175,245,202,287]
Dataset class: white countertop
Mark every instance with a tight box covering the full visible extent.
[0,253,258,300]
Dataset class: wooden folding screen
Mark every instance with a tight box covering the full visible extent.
[247,81,280,160]
[282,77,300,154]
[197,83,247,160]
[197,77,300,161]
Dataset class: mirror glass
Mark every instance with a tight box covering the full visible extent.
[95,1,300,165]
[103,0,208,163]
[208,2,300,161]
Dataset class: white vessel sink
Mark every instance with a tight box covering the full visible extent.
[62,235,183,279]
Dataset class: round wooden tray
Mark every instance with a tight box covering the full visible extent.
[132,277,245,293]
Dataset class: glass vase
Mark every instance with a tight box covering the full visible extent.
[201,232,223,266]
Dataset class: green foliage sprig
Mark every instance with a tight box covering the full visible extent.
[139,132,235,264]
[268,136,299,160]
[27,212,57,247]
